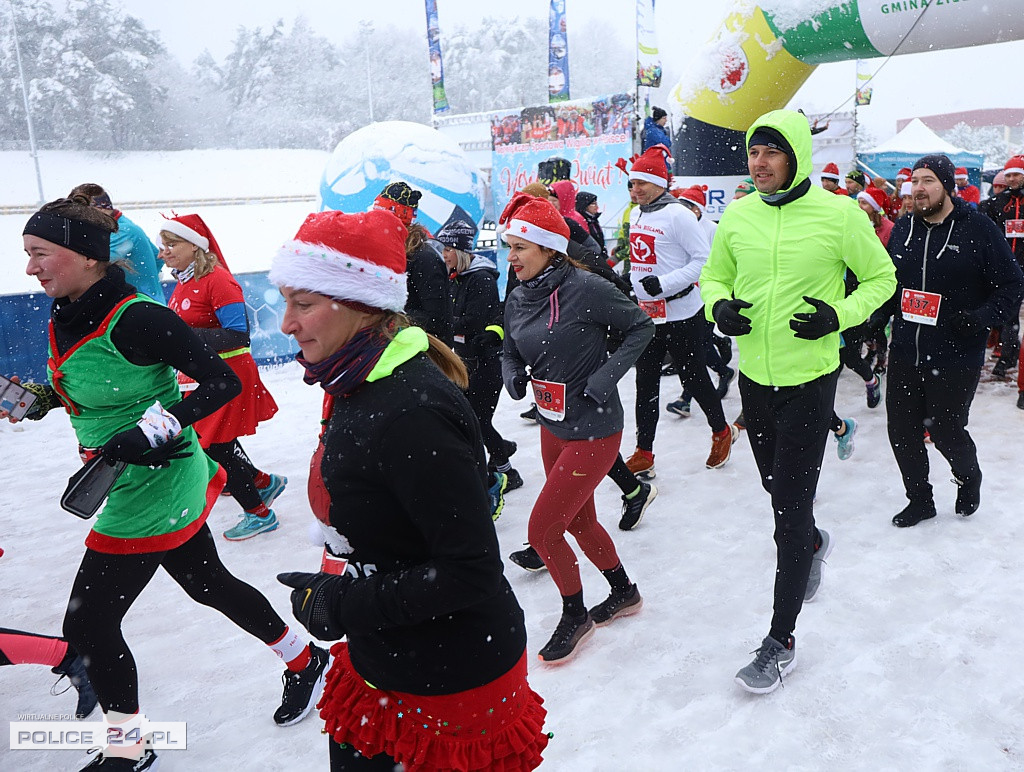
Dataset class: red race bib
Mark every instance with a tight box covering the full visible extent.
[177,371,199,392]
[1005,219,1024,238]
[531,379,566,421]
[629,232,657,265]
[901,288,941,326]
[638,299,667,321]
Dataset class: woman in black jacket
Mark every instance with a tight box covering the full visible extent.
[438,219,522,491]
[270,209,547,772]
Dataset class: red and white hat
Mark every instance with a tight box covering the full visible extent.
[269,210,408,312]
[955,166,969,180]
[900,181,913,197]
[159,213,230,272]
[896,167,912,182]
[628,144,672,187]
[1005,155,1024,176]
[672,184,706,212]
[498,193,570,253]
[820,162,841,181]
[857,186,889,213]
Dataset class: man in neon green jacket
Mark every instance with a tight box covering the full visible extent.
[700,108,896,695]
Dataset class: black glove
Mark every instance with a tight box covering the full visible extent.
[790,296,839,340]
[21,382,59,421]
[277,571,352,641]
[713,298,754,337]
[949,309,982,339]
[99,427,192,468]
[639,275,663,297]
[471,329,501,351]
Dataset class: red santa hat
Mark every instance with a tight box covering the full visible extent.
[820,162,841,181]
[1004,155,1024,176]
[498,193,570,254]
[857,186,889,213]
[159,213,230,272]
[672,184,707,212]
[269,210,408,312]
[955,167,969,180]
[628,145,672,187]
[896,167,912,181]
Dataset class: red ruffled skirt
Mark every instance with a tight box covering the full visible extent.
[190,351,277,447]
[319,643,548,771]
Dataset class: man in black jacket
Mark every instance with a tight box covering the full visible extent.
[978,155,1024,386]
[886,155,1024,527]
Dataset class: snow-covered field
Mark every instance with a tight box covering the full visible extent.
[3,359,1024,771]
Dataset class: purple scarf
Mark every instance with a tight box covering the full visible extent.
[297,326,389,397]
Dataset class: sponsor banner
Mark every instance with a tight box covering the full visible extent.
[636,0,662,87]
[548,0,571,103]
[424,0,450,114]
[856,59,873,105]
[672,176,749,222]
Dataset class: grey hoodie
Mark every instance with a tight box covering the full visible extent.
[503,261,654,440]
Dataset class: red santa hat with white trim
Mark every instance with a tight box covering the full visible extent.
[955,167,969,180]
[820,162,841,181]
[672,184,707,212]
[498,193,570,254]
[269,209,408,312]
[896,167,912,182]
[159,213,230,272]
[1005,155,1024,176]
[856,186,889,213]
[628,144,673,187]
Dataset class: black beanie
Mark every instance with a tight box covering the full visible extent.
[576,191,597,214]
[435,218,477,252]
[652,107,667,121]
[913,154,957,195]
[748,126,797,189]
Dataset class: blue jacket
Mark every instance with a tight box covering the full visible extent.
[641,117,671,153]
[111,213,164,303]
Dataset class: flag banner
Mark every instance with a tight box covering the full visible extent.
[636,0,662,87]
[548,0,571,103]
[855,59,872,105]
[425,0,450,114]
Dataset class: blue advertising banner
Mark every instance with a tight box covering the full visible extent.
[548,0,570,103]
[425,0,450,114]
[489,93,634,291]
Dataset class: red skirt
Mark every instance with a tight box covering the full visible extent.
[190,351,278,447]
[319,643,548,772]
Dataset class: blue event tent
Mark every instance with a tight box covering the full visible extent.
[858,118,985,188]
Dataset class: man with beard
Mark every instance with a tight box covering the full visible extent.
[885,155,1024,527]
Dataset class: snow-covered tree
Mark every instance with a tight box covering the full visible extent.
[941,122,1012,168]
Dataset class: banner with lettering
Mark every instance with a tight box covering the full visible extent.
[424,0,450,114]
[636,0,662,87]
[548,0,571,103]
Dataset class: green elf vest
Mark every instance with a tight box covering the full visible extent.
[48,295,222,553]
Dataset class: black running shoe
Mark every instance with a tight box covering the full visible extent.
[520,405,539,422]
[589,584,643,626]
[52,647,98,719]
[79,749,158,771]
[274,643,329,727]
[892,500,937,528]
[538,612,594,663]
[509,544,546,572]
[503,468,524,492]
[618,482,657,531]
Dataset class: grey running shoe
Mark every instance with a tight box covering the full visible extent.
[590,584,643,626]
[735,635,797,694]
[804,528,833,602]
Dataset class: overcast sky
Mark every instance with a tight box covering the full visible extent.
[119,0,1024,145]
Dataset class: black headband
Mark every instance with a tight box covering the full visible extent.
[23,211,111,262]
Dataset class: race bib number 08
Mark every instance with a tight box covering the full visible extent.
[901,288,941,326]
[531,379,566,421]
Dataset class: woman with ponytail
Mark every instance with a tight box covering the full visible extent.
[270,210,547,772]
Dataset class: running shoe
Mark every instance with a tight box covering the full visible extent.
[223,510,279,541]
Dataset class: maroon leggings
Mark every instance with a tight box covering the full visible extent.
[529,429,623,596]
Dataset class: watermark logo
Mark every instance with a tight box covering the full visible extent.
[10,720,187,750]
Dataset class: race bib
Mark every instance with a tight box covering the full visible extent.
[901,288,942,326]
[531,378,566,421]
[454,334,466,344]
[177,371,199,393]
[638,298,667,321]
[1006,219,1024,238]
[629,232,657,265]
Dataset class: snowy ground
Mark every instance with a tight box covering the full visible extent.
[4,357,1024,771]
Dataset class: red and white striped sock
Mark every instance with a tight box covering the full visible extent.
[269,627,311,672]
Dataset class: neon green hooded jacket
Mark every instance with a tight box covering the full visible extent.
[700,109,896,387]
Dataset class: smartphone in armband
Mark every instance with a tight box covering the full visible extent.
[61,456,128,520]
[0,374,38,421]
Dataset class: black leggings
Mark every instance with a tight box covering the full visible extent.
[62,524,287,714]
[635,314,727,449]
[739,368,838,642]
[204,440,262,510]
[463,356,511,467]
[330,739,402,771]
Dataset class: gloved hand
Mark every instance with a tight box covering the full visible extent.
[713,298,754,337]
[277,571,353,641]
[471,329,502,350]
[20,382,58,421]
[949,309,982,339]
[790,296,839,340]
[99,427,192,468]
[639,275,663,297]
